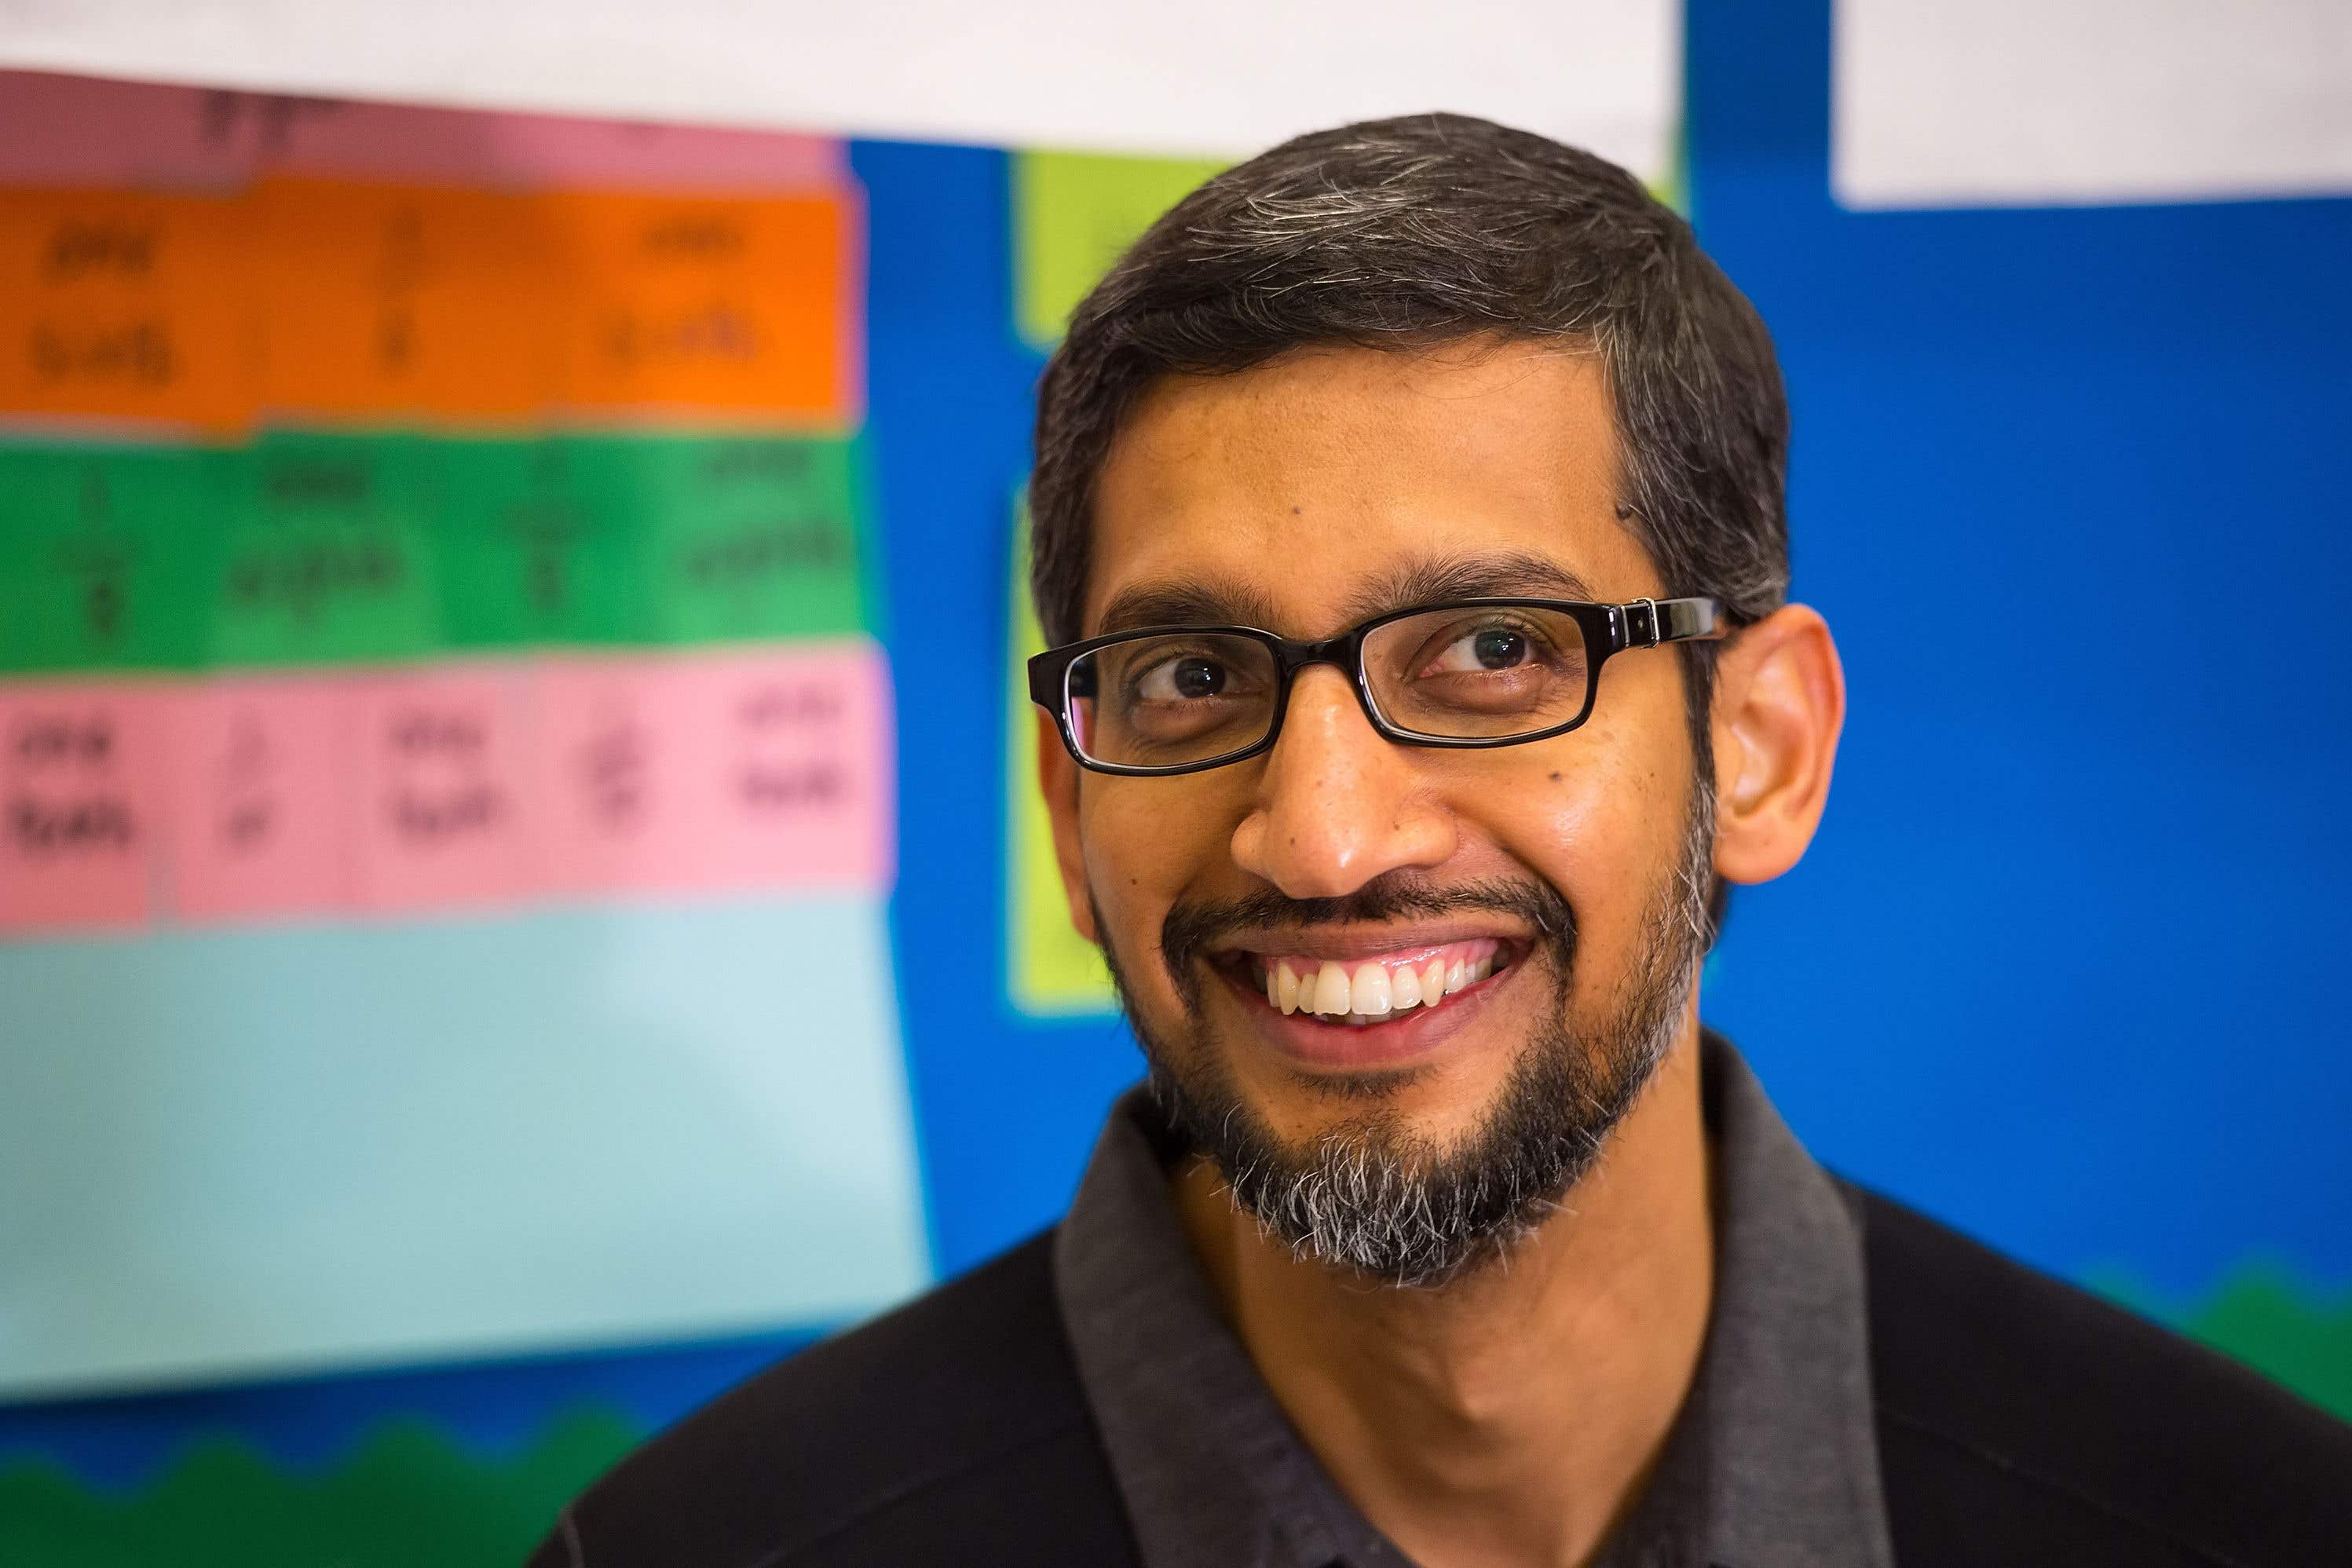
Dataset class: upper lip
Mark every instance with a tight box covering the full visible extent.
[1208,923,1531,962]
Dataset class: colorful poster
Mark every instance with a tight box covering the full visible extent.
[0,68,917,1418]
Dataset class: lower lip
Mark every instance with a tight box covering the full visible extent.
[1220,960,1516,1071]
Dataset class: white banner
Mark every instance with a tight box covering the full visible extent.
[0,0,1679,181]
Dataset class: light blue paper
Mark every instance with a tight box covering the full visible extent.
[0,893,928,1398]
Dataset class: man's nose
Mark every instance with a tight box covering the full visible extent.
[1228,665,1458,898]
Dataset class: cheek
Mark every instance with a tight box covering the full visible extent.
[1486,712,1692,1002]
[1079,781,1242,964]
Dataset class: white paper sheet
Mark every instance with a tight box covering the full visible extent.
[1835,0,2352,208]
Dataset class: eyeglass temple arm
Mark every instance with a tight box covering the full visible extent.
[1622,597,1727,649]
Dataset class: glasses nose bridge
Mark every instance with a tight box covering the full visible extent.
[1270,627,1381,736]
[1273,627,1363,680]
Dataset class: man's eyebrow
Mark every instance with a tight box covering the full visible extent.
[1092,579,1285,638]
[1088,553,1604,641]
[1343,552,1603,620]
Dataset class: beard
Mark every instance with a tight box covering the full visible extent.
[1096,780,1718,1290]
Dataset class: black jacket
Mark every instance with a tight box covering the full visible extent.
[532,1187,2352,1566]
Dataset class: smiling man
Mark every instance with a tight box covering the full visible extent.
[533,115,2350,1568]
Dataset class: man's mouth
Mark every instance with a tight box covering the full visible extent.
[1216,938,1518,1028]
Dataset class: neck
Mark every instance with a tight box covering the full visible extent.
[1173,1022,1716,1568]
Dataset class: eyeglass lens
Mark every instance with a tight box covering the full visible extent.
[1063,605,1594,770]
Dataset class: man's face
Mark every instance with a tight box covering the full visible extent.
[1044,339,1714,1282]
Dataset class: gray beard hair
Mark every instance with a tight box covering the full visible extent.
[1099,784,1717,1291]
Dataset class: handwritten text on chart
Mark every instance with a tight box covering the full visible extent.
[0,641,894,934]
[0,434,870,674]
[0,180,856,432]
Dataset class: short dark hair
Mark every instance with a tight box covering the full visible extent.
[1029,111,1791,734]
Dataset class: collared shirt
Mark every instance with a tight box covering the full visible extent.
[1052,1033,1898,1568]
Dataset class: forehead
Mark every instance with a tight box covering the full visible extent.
[1085,339,1655,638]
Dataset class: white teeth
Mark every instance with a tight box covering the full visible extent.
[1264,949,1505,1021]
[1314,961,1352,1015]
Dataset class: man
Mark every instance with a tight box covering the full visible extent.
[532,115,2350,1566]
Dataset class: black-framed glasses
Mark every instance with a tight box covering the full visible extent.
[1028,596,1726,777]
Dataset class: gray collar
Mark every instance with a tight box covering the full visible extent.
[1052,1033,1897,1568]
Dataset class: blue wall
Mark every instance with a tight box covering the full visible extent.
[1690,0,2352,1299]
[857,139,1139,1281]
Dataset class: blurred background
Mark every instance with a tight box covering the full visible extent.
[0,1,2346,1562]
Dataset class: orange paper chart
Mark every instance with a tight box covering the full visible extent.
[252,178,565,424]
[548,188,857,425]
[0,187,256,433]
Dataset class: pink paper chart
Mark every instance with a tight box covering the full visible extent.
[167,675,356,922]
[0,641,893,936]
[349,664,539,916]
[0,680,170,932]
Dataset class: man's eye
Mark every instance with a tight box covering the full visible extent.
[1423,625,1537,675]
[1137,655,1231,701]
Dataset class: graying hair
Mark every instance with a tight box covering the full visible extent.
[1030,113,1791,762]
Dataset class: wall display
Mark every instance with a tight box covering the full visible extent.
[5,9,2352,1559]
[0,64,921,1429]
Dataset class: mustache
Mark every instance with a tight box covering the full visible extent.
[1159,873,1577,997]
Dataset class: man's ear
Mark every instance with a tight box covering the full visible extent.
[1707,603,1845,886]
[1037,710,1099,944]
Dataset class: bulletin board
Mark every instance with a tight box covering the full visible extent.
[6,13,2352,1563]
[0,79,933,1411]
